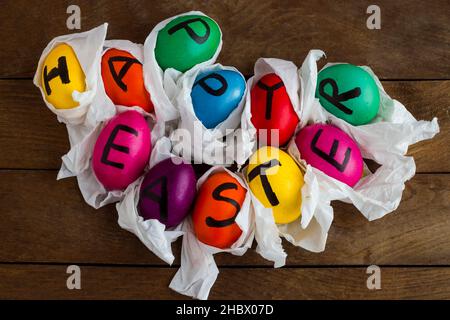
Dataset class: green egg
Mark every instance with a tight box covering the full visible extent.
[315,64,380,126]
[154,15,221,72]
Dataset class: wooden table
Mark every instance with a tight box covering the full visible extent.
[0,0,449,299]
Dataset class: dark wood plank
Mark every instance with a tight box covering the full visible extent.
[1,171,449,266]
[0,80,69,170]
[386,81,450,172]
[1,264,449,299]
[0,80,447,171]
[1,0,449,78]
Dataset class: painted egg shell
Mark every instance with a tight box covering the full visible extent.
[246,146,304,224]
[250,73,299,146]
[316,64,380,126]
[41,43,86,109]
[92,110,151,191]
[295,124,363,187]
[155,15,221,72]
[193,171,246,249]
[138,158,196,228]
[191,69,246,129]
[101,48,154,113]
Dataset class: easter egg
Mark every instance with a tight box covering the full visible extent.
[250,73,299,146]
[191,69,246,129]
[41,43,86,109]
[316,64,380,126]
[138,158,196,228]
[92,110,151,191]
[246,146,303,224]
[155,15,221,72]
[101,48,154,113]
[295,124,363,187]
[193,172,246,249]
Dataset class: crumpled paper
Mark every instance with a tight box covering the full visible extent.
[57,108,164,208]
[169,166,255,300]
[143,11,223,126]
[116,137,185,264]
[289,50,440,250]
[246,49,439,265]
[240,54,322,267]
[238,57,301,165]
[56,34,173,209]
[294,50,439,222]
[170,63,247,165]
[242,164,287,268]
[33,24,112,147]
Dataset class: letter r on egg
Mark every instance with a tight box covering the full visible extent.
[101,124,139,169]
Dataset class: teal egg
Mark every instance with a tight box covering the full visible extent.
[315,64,380,126]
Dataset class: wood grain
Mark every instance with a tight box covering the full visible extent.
[1,264,450,299]
[1,171,448,266]
[1,1,449,300]
[0,80,447,171]
[1,0,449,79]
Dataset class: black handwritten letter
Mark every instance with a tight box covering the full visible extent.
[43,56,70,95]
[168,18,210,44]
[193,72,228,96]
[318,78,361,115]
[205,182,241,228]
[247,159,281,206]
[310,128,351,172]
[142,176,168,223]
[108,56,141,92]
[257,79,284,120]
[101,125,138,169]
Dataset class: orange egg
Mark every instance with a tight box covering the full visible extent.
[101,48,154,112]
[192,172,246,249]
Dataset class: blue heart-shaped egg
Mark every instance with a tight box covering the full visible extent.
[191,69,246,129]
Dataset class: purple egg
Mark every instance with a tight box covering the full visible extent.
[138,158,197,228]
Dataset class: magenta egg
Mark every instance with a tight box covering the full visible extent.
[92,110,151,191]
[295,124,363,187]
[138,158,197,228]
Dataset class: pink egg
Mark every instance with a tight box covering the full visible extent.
[295,124,363,187]
[92,110,151,191]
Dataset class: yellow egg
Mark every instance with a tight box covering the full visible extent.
[246,146,304,224]
[41,43,86,109]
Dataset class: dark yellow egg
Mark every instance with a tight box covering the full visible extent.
[41,43,86,109]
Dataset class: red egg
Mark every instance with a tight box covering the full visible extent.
[250,73,299,146]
